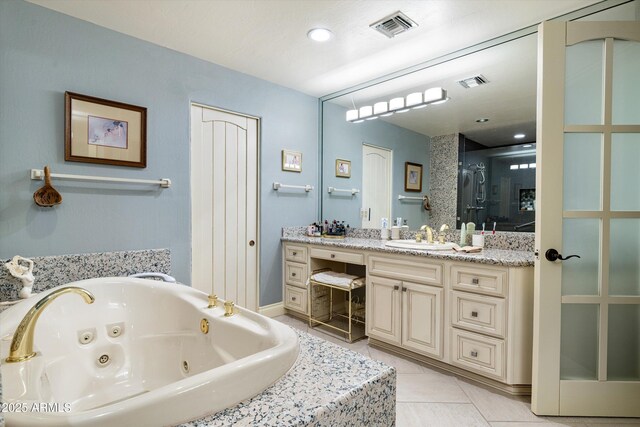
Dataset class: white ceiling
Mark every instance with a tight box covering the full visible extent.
[27,0,602,98]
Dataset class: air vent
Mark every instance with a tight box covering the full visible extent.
[457,75,490,89]
[370,11,418,38]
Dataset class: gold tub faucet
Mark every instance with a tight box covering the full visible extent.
[224,300,235,317]
[5,286,95,363]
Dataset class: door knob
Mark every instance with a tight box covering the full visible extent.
[545,248,580,262]
[249,240,255,247]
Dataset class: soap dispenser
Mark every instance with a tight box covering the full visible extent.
[460,223,467,246]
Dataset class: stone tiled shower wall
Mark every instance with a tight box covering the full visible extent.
[0,249,171,302]
[428,133,459,229]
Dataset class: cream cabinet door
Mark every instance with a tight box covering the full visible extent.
[366,276,402,345]
[401,282,443,359]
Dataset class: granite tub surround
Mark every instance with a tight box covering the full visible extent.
[179,329,396,427]
[0,249,171,302]
[282,229,533,267]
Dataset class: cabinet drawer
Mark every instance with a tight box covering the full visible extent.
[368,256,442,286]
[285,261,307,288]
[451,291,506,338]
[285,244,307,263]
[309,247,364,265]
[451,328,505,380]
[284,285,308,314]
[451,264,507,297]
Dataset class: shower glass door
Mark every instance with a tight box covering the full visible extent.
[533,21,640,416]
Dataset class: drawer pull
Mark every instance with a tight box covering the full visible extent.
[393,285,400,291]
[291,272,296,277]
[472,278,479,284]
[291,296,297,301]
[292,251,297,256]
[330,254,335,259]
[471,310,478,318]
[470,350,478,358]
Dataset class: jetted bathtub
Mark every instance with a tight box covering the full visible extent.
[0,277,300,426]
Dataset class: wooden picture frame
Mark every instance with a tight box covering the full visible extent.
[404,162,423,192]
[65,92,147,168]
[282,149,302,172]
[335,159,351,178]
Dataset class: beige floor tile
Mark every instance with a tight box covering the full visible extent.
[397,402,489,427]
[368,346,427,374]
[397,372,470,403]
[272,314,308,332]
[457,379,544,422]
[586,423,640,427]
[544,418,640,425]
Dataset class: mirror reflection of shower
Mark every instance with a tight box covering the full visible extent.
[462,162,487,224]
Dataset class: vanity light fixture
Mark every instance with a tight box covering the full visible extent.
[529,163,537,168]
[510,165,519,170]
[346,87,448,123]
[514,133,526,139]
[307,28,333,42]
[519,164,529,169]
[522,144,532,148]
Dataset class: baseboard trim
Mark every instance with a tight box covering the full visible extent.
[369,338,532,396]
[258,302,285,318]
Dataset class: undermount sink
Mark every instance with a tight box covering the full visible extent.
[385,240,456,251]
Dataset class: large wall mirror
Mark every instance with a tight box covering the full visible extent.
[321,32,537,231]
[320,0,637,232]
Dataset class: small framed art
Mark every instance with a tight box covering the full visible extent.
[282,149,302,172]
[335,159,351,178]
[404,162,423,192]
[65,92,147,168]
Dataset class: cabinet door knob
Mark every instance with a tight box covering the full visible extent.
[292,251,297,256]
[393,285,400,291]
[330,254,335,259]
[291,296,297,301]
[470,350,478,358]
[402,287,407,292]
[249,240,255,247]
[471,310,478,318]
[292,272,296,277]
[472,278,479,284]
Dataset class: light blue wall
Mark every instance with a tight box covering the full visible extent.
[322,102,431,228]
[0,0,318,306]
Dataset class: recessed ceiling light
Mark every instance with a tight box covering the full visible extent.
[307,28,333,42]
[476,118,489,123]
[514,133,526,139]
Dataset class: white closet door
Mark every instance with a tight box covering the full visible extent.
[362,144,392,228]
[191,105,259,310]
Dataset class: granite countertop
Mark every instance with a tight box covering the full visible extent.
[179,330,396,426]
[282,236,534,267]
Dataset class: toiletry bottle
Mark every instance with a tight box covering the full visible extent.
[466,222,476,246]
[460,223,467,246]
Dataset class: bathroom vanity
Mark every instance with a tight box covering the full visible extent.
[282,231,534,395]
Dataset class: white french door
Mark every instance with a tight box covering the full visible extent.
[362,144,392,228]
[533,21,640,416]
[190,104,259,311]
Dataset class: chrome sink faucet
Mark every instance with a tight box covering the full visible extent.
[5,286,95,363]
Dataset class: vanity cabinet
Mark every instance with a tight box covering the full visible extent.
[282,239,534,394]
[283,243,310,315]
[366,259,444,359]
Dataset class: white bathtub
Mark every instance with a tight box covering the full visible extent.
[0,277,299,426]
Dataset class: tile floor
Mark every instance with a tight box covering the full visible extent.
[273,314,640,427]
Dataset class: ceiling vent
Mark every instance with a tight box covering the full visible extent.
[370,11,418,38]
[457,75,490,89]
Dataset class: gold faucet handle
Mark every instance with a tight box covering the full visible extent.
[224,300,235,317]
[207,294,218,308]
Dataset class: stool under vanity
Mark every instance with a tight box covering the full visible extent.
[282,239,534,395]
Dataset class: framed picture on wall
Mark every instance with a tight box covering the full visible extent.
[335,159,351,178]
[404,162,423,192]
[65,92,147,168]
[282,149,302,172]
